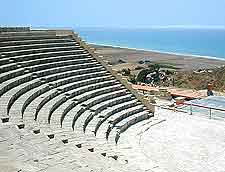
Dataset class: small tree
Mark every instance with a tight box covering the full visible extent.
[121,68,131,76]
[136,69,154,83]
[148,63,160,71]
[128,74,137,84]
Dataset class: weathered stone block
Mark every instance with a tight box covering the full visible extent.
[88,148,94,152]
[17,123,25,129]
[47,134,54,139]
[1,117,9,123]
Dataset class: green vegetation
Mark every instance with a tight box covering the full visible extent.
[128,74,137,84]
[134,66,144,70]
[121,68,131,76]
[136,64,161,84]
[116,58,224,92]
[136,69,154,83]
[148,63,178,70]
[121,62,176,86]
[148,63,160,71]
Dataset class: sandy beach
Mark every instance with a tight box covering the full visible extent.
[91,44,225,71]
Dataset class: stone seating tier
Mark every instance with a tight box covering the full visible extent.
[0,29,154,172]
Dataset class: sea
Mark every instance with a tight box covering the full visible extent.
[75,27,225,60]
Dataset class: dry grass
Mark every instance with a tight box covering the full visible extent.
[174,67,225,91]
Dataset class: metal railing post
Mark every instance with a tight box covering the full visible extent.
[190,104,193,115]
[209,108,212,119]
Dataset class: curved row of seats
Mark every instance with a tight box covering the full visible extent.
[0,29,154,172]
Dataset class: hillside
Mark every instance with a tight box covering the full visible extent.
[174,66,225,91]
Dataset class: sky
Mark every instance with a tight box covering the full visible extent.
[0,0,225,28]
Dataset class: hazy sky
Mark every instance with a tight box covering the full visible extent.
[1,0,225,28]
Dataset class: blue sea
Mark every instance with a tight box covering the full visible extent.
[75,27,225,60]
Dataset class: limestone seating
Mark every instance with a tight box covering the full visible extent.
[4,103,119,166]
[0,48,87,67]
[94,99,140,135]
[1,67,103,118]
[90,94,134,115]
[93,105,144,147]
[110,105,146,127]
[55,84,123,126]
[47,77,115,123]
[0,61,100,99]
[61,110,116,151]
[7,69,106,115]
[6,107,137,171]
[81,89,127,110]
[0,63,100,111]
[0,53,91,84]
[0,53,90,74]
[71,88,127,130]
[76,84,121,103]
[119,111,152,133]
[83,94,134,132]
[60,102,137,159]
[0,31,56,37]
[114,111,152,144]
[0,27,30,32]
[34,76,114,120]
[21,68,105,116]
[7,80,42,114]
[0,37,73,47]
[0,55,92,83]
[0,38,151,142]
[105,104,145,139]
[47,70,107,87]
[0,41,79,53]
[57,78,118,106]
[0,30,155,172]
[0,123,130,172]
[37,78,116,123]
[0,34,72,42]
[0,45,83,60]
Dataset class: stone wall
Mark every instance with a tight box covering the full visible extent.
[0,27,30,32]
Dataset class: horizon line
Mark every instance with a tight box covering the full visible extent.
[73,25,225,30]
[1,25,225,30]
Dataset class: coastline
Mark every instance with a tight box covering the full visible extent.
[89,42,225,71]
[89,42,225,62]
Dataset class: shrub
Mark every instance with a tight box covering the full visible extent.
[165,70,174,75]
[121,68,131,76]
[148,63,160,71]
[144,59,151,63]
[134,66,144,70]
[128,75,137,84]
[118,59,126,64]
[138,60,144,64]
[136,69,154,82]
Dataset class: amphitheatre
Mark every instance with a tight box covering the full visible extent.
[0,27,225,172]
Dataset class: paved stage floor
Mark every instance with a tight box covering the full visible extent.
[119,107,225,172]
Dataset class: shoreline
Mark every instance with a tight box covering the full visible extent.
[89,42,225,62]
[90,42,225,71]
